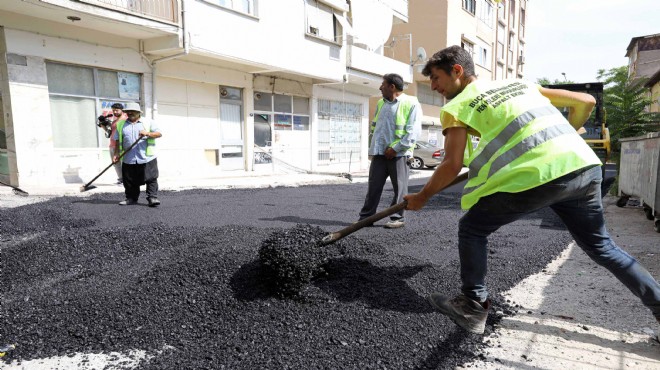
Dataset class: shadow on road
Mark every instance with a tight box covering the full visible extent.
[316,258,435,313]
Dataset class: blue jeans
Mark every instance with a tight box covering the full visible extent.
[458,166,660,319]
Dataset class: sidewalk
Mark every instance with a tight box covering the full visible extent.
[0,168,436,198]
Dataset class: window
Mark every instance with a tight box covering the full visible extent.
[518,44,525,73]
[476,42,491,69]
[497,23,506,60]
[509,0,516,27]
[496,63,504,80]
[478,0,494,27]
[46,62,141,149]
[519,7,526,37]
[508,32,515,64]
[463,0,476,15]
[219,86,244,164]
[461,39,475,60]
[417,83,444,107]
[305,0,342,43]
[253,93,310,133]
[498,0,506,19]
[205,0,258,16]
[317,99,362,165]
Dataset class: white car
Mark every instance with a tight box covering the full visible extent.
[409,141,445,169]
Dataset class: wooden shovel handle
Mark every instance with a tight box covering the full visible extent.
[320,171,469,245]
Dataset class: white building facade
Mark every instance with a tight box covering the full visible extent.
[0,0,412,188]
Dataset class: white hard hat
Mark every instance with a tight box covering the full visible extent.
[123,102,142,113]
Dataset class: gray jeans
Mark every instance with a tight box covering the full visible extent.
[359,155,409,221]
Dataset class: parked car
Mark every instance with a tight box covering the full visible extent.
[408,141,445,169]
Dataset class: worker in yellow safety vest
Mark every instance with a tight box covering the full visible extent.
[113,102,162,207]
[358,73,422,229]
[404,45,660,335]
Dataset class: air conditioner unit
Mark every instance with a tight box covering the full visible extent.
[518,56,525,65]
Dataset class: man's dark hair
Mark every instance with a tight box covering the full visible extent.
[421,45,476,78]
[111,103,124,109]
[383,73,404,91]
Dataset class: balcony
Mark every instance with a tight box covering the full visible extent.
[345,38,412,94]
[78,0,178,24]
[379,0,408,23]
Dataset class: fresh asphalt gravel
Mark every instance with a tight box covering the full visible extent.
[0,178,573,369]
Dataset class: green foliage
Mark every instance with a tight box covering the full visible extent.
[536,77,576,85]
[597,66,660,151]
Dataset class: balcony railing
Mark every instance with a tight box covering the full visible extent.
[79,0,178,24]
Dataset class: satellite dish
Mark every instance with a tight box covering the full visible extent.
[411,47,427,66]
[417,47,427,61]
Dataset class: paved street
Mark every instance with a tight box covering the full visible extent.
[1,175,578,369]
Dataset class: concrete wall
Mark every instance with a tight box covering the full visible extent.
[184,0,346,82]
[0,0,408,187]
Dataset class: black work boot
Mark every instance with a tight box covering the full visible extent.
[427,293,489,334]
[147,197,161,207]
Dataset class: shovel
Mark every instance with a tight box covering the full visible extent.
[320,171,469,245]
[80,137,145,192]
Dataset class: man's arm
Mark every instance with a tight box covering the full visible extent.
[139,131,162,139]
[404,126,467,210]
[539,87,596,130]
[386,103,422,159]
[139,121,162,139]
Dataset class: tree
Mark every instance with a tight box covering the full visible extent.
[536,77,575,85]
[597,66,660,151]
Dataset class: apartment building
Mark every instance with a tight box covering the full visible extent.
[382,0,527,147]
[0,0,412,188]
[626,33,660,113]
[626,33,660,80]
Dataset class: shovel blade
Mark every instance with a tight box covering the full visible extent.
[80,184,97,192]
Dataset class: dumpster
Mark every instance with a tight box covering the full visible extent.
[617,132,660,232]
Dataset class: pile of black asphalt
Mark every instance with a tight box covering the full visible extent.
[0,181,573,369]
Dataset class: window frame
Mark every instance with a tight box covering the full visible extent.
[509,0,516,28]
[476,43,490,70]
[253,92,311,133]
[46,61,142,149]
[304,0,343,45]
[461,39,475,60]
[201,0,259,18]
[463,0,477,15]
[478,0,494,28]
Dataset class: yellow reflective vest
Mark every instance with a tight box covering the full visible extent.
[372,94,419,157]
[441,79,601,210]
[117,120,156,157]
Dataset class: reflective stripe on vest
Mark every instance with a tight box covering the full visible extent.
[117,120,156,157]
[373,95,417,156]
[467,105,561,179]
[440,79,601,209]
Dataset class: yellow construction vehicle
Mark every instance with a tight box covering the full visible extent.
[543,82,611,164]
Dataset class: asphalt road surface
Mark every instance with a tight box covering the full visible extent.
[1,177,575,369]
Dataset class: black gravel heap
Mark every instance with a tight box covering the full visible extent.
[259,224,343,297]
[0,186,573,369]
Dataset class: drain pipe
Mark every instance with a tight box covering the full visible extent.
[142,0,190,119]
